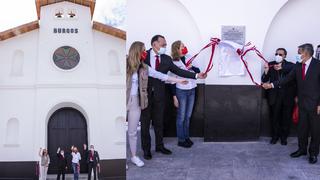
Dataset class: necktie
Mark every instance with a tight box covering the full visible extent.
[155,55,160,70]
[302,63,306,80]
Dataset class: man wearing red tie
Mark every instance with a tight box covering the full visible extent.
[84,144,100,180]
[263,43,320,164]
[141,35,207,160]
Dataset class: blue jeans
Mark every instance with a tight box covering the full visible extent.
[176,88,195,142]
[72,163,79,180]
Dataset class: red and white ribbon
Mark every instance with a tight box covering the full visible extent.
[186,38,220,74]
[236,43,268,86]
[186,38,269,86]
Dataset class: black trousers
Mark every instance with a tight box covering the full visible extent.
[88,162,97,180]
[270,97,294,139]
[140,91,165,152]
[298,108,320,156]
[57,167,65,180]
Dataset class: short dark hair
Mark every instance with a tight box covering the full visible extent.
[298,43,314,56]
[276,48,287,56]
[317,44,320,48]
[151,35,165,45]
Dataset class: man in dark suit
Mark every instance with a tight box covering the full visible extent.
[56,147,68,180]
[84,144,100,180]
[141,35,206,160]
[262,48,296,145]
[263,43,320,164]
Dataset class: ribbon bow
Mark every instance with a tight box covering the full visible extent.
[186,38,220,73]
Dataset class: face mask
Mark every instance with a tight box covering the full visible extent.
[295,54,302,63]
[181,47,188,55]
[140,51,147,61]
[90,148,94,151]
[275,55,283,63]
[158,47,166,55]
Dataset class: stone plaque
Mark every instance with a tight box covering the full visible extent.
[221,26,246,45]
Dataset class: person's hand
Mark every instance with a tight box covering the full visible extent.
[83,144,87,150]
[197,72,207,79]
[178,79,188,85]
[264,63,269,74]
[274,63,282,71]
[262,83,272,89]
[173,96,179,108]
[317,106,320,115]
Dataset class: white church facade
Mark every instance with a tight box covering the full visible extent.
[0,0,126,179]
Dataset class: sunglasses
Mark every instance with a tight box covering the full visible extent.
[275,53,284,56]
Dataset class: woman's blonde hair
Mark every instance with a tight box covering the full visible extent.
[127,41,145,77]
[171,40,182,61]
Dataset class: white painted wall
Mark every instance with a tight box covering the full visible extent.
[0,2,126,162]
[127,0,320,85]
[263,0,320,62]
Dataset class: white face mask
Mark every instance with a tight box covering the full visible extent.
[158,47,166,55]
[90,148,94,151]
[295,54,302,63]
[275,55,283,63]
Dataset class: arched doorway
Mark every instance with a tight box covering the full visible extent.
[47,107,88,174]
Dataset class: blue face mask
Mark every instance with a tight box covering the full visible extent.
[158,47,166,55]
[295,54,302,63]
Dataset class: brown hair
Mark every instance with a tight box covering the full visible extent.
[127,41,146,78]
[171,40,182,61]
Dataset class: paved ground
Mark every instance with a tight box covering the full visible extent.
[47,174,88,179]
[126,130,320,180]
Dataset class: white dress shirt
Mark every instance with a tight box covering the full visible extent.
[71,152,81,164]
[169,60,197,90]
[303,57,312,75]
[130,66,169,96]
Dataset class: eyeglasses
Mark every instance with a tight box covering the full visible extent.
[275,53,284,56]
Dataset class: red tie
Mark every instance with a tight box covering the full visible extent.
[302,63,306,80]
[155,55,160,70]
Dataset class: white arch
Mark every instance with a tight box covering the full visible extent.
[5,118,20,146]
[11,50,24,76]
[263,0,320,61]
[107,50,121,75]
[45,101,90,147]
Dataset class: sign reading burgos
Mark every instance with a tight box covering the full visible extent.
[53,28,79,34]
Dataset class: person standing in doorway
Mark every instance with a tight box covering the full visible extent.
[39,148,50,180]
[56,147,68,180]
[83,144,100,180]
[71,146,81,180]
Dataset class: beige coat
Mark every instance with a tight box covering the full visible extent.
[126,65,149,110]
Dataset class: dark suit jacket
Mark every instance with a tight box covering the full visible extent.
[273,58,320,111]
[57,153,68,169]
[262,60,296,106]
[85,150,100,165]
[144,49,196,100]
